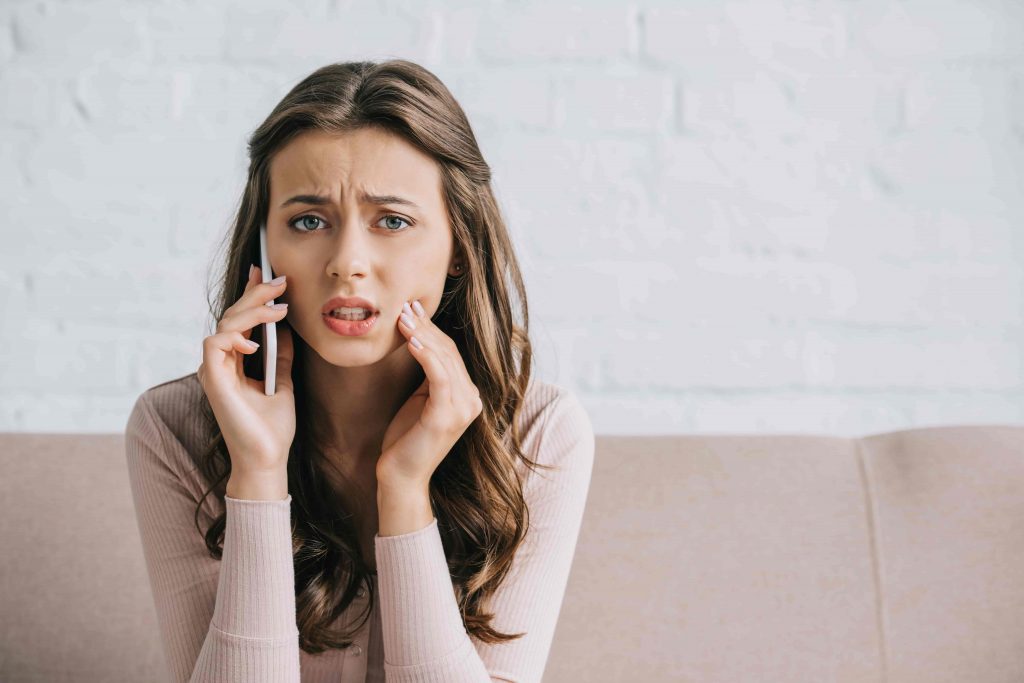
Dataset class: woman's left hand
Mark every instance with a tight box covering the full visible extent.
[378,299,483,491]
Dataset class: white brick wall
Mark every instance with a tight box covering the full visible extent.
[1,0,1022,436]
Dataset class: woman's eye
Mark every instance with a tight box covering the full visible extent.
[378,215,411,232]
[287,214,412,233]
[289,215,324,232]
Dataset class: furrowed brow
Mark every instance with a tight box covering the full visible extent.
[279,192,421,210]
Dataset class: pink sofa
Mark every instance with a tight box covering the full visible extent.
[1,424,1023,682]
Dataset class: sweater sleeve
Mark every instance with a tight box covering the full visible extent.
[373,389,595,683]
[124,392,301,683]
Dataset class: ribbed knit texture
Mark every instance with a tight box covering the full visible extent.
[124,372,594,683]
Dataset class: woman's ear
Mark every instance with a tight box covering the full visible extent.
[447,251,466,277]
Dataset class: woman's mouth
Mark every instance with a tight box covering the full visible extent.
[322,310,380,336]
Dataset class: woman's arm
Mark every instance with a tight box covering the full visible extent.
[125,392,301,682]
[373,389,596,683]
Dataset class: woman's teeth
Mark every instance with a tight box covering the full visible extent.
[328,308,372,321]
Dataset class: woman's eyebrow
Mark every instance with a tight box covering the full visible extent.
[278,192,421,210]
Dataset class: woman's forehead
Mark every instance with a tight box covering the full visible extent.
[269,128,442,211]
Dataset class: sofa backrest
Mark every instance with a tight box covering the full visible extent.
[1,425,1022,682]
[547,425,1024,682]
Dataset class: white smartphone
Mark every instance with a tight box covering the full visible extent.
[259,222,278,396]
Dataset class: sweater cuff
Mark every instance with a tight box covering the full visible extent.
[213,494,298,639]
[374,517,469,666]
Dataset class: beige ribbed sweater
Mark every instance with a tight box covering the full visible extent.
[124,372,594,683]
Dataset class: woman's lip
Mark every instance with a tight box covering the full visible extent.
[321,297,378,314]
[322,311,379,337]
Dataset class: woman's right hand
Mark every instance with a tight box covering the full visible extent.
[197,264,296,476]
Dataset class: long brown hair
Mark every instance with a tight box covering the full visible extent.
[190,59,552,654]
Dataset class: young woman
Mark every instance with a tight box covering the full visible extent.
[125,59,594,683]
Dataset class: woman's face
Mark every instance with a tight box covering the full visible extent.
[266,126,456,367]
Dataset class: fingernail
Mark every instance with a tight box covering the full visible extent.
[412,300,425,317]
[410,336,423,349]
[270,275,286,286]
[400,312,416,329]
[402,301,414,316]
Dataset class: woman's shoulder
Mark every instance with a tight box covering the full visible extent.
[128,372,211,471]
[133,371,205,427]
[137,371,204,407]
[518,375,594,462]
[523,374,589,423]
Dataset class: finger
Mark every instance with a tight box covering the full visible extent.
[219,265,287,338]
[244,264,262,292]
[430,342,460,391]
[402,300,462,383]
[399,302,446,374]
[407,335,452,406]
[223,271,287,322]
[202,330,260,388]
[406,299,458,355]
[218,302,289,339]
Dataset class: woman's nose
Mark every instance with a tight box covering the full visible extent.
[325,219,373,277]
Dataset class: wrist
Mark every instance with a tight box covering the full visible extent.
[375,464,430,497]
[377,482,433,536]
[226,470,289,501]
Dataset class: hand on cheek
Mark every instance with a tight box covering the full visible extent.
[399,299,426,349]
[378,298,483,489]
